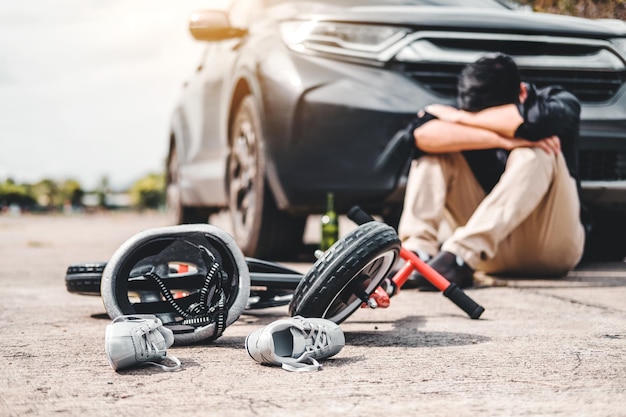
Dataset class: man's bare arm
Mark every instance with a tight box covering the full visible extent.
[414,120,560,154]
[425,104,524,138]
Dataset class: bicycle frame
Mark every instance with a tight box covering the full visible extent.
[367,248,450,307]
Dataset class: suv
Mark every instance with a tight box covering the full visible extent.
[167,0,626,260]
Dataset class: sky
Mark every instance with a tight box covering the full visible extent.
[0,0,228,190]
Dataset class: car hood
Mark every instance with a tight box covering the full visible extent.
[274,4,626,39]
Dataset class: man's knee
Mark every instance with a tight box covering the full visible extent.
[416,153,457,167]
[507,147,555,177]
[508,147,551,163]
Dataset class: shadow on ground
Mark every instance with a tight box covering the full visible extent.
[344,315,490,348]
[479,261,626,288]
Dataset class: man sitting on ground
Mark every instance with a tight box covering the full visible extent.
[398,53,585,289]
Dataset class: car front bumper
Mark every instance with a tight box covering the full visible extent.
[258,52,626,214]
[259,53,451,214]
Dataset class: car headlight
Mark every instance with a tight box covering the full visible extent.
[280,20,410,60]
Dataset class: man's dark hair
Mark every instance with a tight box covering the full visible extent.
[457,53,522,112]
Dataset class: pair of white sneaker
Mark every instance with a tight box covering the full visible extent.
[245,316,345,372]
[104,314,344,373]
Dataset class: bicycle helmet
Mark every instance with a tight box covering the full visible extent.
[101,224,250,345]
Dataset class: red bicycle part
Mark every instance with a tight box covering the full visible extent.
[361,286,391,309]
[394,248,449,291]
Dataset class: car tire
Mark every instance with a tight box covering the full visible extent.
[582,208,626,262]
[228,95,306,260]
[166,147,213,224]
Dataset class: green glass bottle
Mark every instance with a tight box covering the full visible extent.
[320,192,339,251]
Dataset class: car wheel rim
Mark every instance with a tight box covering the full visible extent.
[229,120,258,246]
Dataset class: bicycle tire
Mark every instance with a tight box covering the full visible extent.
[65,260,299,310]
[288,221,400,324]
[65,262,107,295]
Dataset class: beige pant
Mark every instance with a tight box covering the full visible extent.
[398,148,585,276]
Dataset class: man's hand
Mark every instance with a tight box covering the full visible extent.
[502,135,561,155]
[424,104,462,123]
[423,103,560,155]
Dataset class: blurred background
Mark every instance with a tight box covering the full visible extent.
[0,0,227,211]
[0,0,623,213]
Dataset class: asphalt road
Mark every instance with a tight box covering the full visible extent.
[1,211,625,417]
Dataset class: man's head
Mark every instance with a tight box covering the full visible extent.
[457,53,523,112]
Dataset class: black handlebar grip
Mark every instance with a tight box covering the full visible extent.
[347,206,375,225]
[443,283,485,319]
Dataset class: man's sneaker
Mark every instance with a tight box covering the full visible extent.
[105,315,181,372]
[245,316,345,372]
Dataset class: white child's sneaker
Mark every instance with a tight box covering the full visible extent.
[105,315,180,372]
[245,316,345,372]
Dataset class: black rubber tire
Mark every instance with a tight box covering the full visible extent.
[227,95,305,260]
[582,208,626,262]
[288,221,401,324]
[65,262,107,295]
[65,260,298,311]
[66,264,369,312]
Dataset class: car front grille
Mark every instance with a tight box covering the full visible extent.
[579,150,626,181]
[391,34,626,104]
[399,62,626,104]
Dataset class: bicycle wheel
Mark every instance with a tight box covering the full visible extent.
[288,221,400,324]
[66,257,302,310]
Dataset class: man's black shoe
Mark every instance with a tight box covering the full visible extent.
[428,251,474,290]
[404,271,431,290]
[413,251,474,292]
[388,251,431,289]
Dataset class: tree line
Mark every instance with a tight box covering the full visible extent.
[0,173,166,212]
[518,0,626,19]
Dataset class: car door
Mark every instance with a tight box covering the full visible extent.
[178,0,262,206]
[198,0,262,155]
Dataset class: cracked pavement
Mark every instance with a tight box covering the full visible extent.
[1,212,624,416]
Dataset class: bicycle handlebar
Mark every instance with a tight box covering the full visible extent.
[443,284,485,319]
[347,205,376,225]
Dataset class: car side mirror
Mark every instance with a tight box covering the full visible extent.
[189,10,247,41]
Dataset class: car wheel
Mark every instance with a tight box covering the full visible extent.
[166,147,212,224]
[582,208,626,262]
[228,95,306,259]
